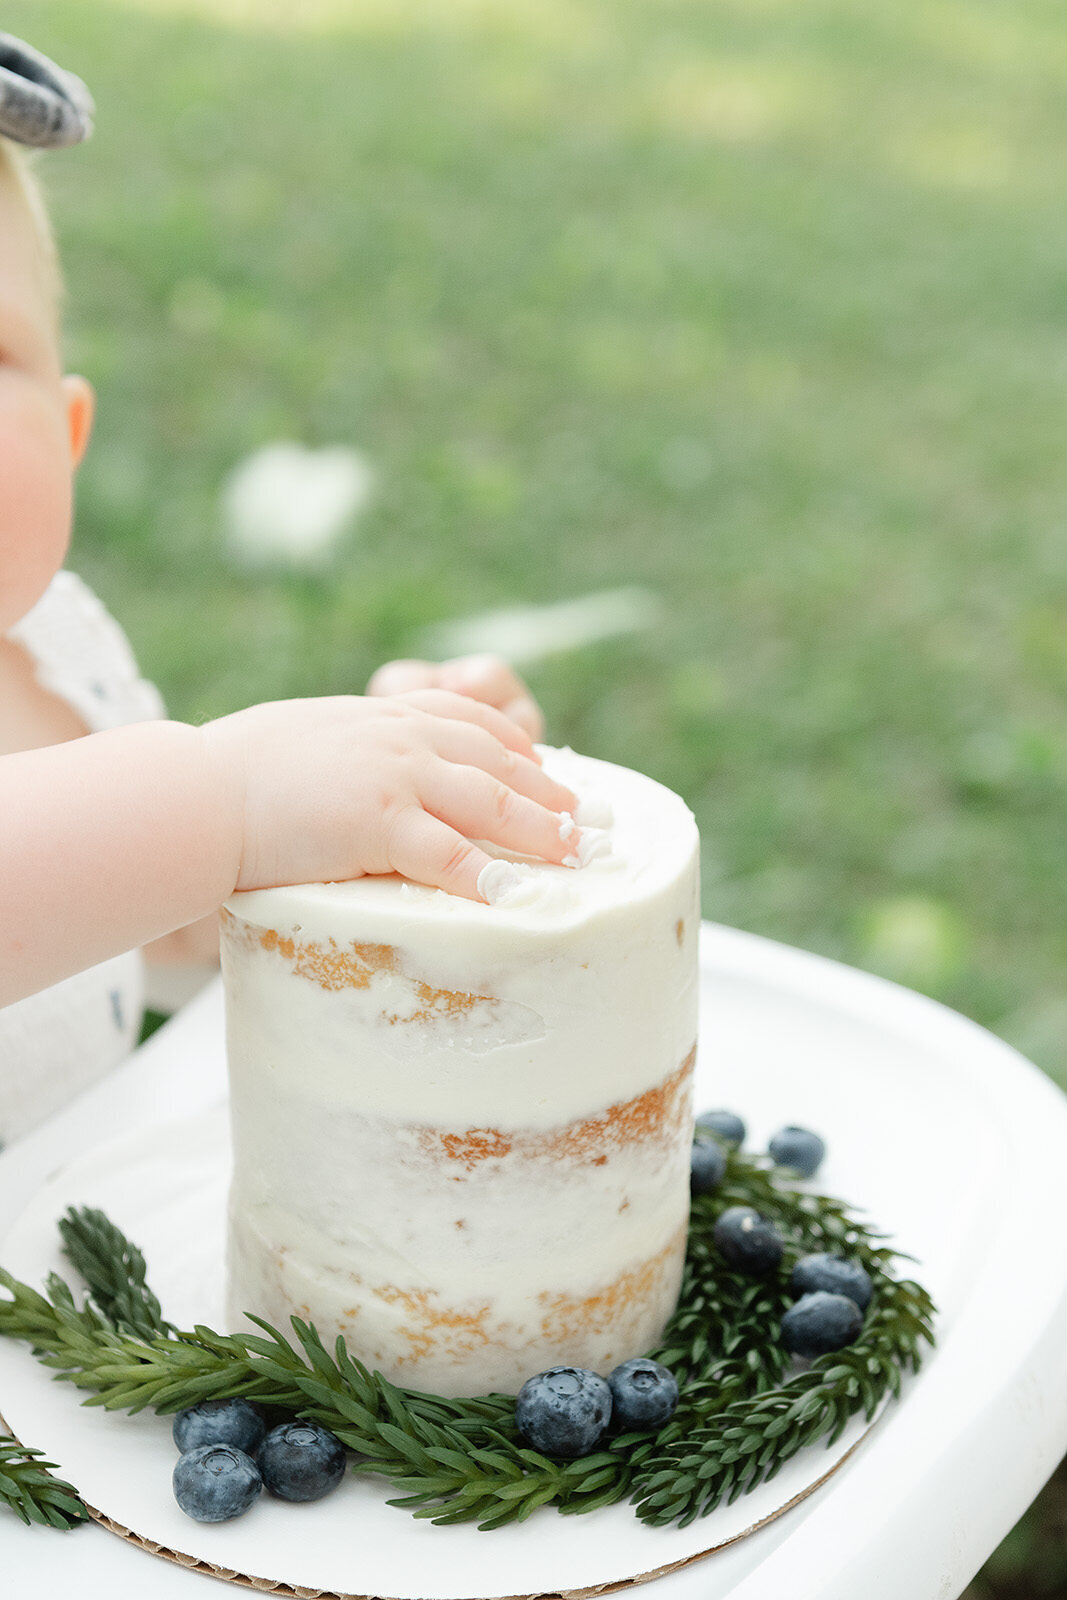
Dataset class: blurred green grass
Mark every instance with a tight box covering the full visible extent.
[15,0,1067,1051]
[6,3,1067,1580]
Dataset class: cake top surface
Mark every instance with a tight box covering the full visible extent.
[225,745,698,937]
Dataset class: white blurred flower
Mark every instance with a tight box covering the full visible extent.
[221,442,374,572]
[417,586,662,666]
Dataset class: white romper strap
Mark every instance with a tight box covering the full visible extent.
[9,569,165,732]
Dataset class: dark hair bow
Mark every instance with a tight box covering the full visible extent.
[0,32,93,148]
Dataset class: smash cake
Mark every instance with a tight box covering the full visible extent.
[219,746,700,1396]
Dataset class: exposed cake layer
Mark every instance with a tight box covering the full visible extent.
[229,1218,689,1395]
[222,746,700,1394]
[226,1073,693,1392]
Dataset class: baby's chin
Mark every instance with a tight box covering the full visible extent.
[0,500,72,633]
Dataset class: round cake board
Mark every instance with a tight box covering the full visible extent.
[0,1109,883,1600]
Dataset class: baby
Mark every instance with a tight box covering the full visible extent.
[0,36,578,1140]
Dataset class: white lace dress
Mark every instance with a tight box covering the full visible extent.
[1,571,165,1147]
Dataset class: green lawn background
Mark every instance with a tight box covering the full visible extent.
[7,1,1067,1589]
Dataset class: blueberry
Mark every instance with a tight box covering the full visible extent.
[781,1291,864,1357]
[790,1253,873,1311]
[515,1366,613,1458]
[768,1125,826,1177]
[690,1139,726,1196]
[695,1109,746,1146]
[608,1359,679,1431]
[172,1397,269,1457]
[713,1205,784,1275]
[257,1420,347,1502]
[173,1444,262,1522]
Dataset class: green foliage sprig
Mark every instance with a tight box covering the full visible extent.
[0,1151,935,1532]
[59,1205,175,1342]
[0,1432,89,1530]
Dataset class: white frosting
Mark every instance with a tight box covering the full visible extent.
[476,859,577,914]
[221,747,700,1394]
[563,825,613,870]
[476,859,522,905]
[574,790,614,830]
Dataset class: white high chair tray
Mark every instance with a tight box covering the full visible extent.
[2,923,1067,1600]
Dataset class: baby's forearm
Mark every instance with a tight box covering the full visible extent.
[143,913,221,968]
[0,720,240,1006]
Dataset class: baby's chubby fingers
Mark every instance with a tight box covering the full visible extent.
[499,695,543,742]
[386,809,497,903]
[201,691,576,900]
[394,688,542,765]
[423,716,575,817]
[369,656,545,742]
[366,659,437,698]
[420,763,581,871]
[437,655,545,741]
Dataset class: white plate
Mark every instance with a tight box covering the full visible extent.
[2,925,1066,1600]
[0,1094,885,1598]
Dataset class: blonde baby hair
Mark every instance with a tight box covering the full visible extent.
[0,135,63,308]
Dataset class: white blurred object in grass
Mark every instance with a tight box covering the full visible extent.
[417,586,662,666]
[221,442,373,572]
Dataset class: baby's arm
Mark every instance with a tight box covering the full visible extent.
[0,691,577,1008]
[143,913,221,968]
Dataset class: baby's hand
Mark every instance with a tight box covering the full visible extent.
[202,691,575,902]
[367,655,544,741]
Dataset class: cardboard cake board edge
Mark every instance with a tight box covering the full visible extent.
[68,1423,876,1600]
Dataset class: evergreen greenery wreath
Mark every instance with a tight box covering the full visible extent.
[0,1145,934,1532]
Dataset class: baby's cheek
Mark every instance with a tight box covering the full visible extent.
[0,384,72,628]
